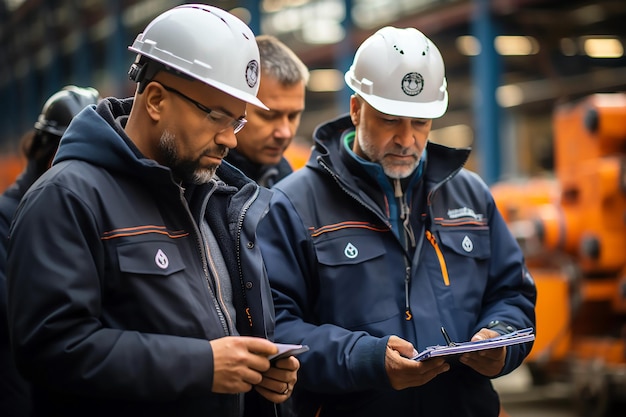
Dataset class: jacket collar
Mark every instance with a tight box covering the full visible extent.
[224,148,293,187]
[310,114,472,187]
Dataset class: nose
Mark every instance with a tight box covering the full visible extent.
[274,116,294,141]
[215,128,238,150]
[394,119,417,148]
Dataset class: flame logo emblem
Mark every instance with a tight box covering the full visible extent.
[462,236,473,253]
[344,243,358,259]
[155,249,169,269]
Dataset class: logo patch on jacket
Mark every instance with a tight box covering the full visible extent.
[344,242,359,259]
[155,249,169,269]
[462,236,474,253]
[447,207,483,221]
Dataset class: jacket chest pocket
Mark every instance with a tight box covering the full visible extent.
[106,240,208,334]
[428,228,491,311]
[117,240,186,277]
[313,230,403,329]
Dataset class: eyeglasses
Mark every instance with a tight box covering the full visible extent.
[152,81,247,134]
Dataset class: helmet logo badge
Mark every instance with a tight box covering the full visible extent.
[245,60,259,88]
[155,249,169,269]
[401,72,424,97]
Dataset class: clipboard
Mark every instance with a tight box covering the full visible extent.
[411,327,535,362]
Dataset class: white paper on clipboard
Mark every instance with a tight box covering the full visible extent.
[412,328,535,362]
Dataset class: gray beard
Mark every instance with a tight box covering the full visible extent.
[159,130,217,184]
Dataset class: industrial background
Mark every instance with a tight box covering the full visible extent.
[1,1,626,416]
[1,0,625,185]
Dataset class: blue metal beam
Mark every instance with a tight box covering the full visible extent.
[106,0,126,97]
[71,0,92,87]
[471,0,502,185]
[241,0,261,35]
[42,0,62,101]
[337,0,354,114]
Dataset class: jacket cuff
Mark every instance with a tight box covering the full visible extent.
[348,335,391,389]
[487,320,516,335]
[486,320,530,377]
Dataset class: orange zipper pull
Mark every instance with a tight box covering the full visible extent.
[425,230,450,286]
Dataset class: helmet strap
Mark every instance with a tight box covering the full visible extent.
[129,56,194,94]
[129,56,165,94]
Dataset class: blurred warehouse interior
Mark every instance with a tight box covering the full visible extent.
[1,0,625,186]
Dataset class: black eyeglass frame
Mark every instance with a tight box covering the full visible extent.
[151,80,247,134]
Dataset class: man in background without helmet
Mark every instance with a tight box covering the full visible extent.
[226,35,309,188]
[6,5,298,417]
[257,26,536,416]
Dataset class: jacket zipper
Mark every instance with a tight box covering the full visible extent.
[393,178,416,249]
[179,183,230,336]
[404,265,412,320]
[233,186,263,417]
[235,186,260,330]
[425,230,450,286]
[181,182,252,417]
[201,220,235,333]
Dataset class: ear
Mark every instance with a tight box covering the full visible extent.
[143,82,165,123]
[349,95,360,126]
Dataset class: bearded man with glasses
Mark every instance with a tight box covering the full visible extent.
[6,5,299,417]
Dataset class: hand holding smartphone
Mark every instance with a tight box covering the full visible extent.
[268,343,309,362]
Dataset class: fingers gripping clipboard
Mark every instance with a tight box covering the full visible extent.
[411,328,535,362]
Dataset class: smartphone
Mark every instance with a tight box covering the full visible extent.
[268,343,310,361]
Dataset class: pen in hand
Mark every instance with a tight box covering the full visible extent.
[440,327,456,346]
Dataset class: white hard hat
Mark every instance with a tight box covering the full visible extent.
[128,4,267,110]
[345,26,448,118]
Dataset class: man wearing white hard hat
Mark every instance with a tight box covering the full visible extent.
[258,26,536,416]
[6,5,298,416]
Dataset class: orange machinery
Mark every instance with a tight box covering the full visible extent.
[491,93,626,415]
[0,153,24,193]
[283,140,313,171]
